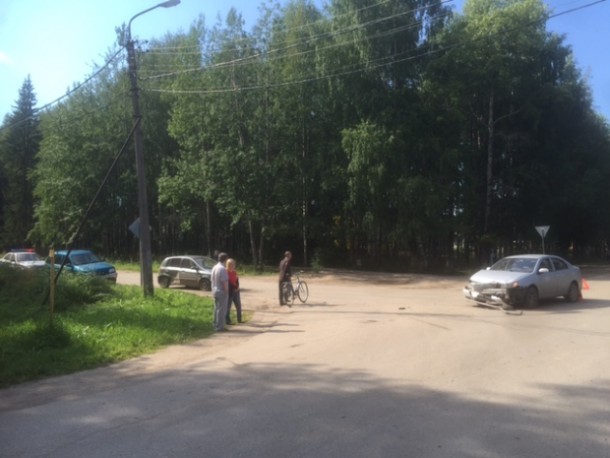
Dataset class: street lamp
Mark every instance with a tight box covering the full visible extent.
[125,0,180,296]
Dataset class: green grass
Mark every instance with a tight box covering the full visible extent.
[0,266,215,388]
[112,258,269,273]
[111,259,275,276]
[112,260,161,272]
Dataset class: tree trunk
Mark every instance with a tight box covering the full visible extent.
[205,200,212,256]
[484,88,495,235]
[247,218,258,267]
[258,225,265,270]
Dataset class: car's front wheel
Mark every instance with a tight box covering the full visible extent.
[523,286,538,308]
[199,278,211,291]
[565,281,580,302]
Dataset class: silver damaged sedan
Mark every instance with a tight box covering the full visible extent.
[463,254,582,309]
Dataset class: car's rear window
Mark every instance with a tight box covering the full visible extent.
[193,256,215,269]
[181,258,196,269]
[167,258,182,268]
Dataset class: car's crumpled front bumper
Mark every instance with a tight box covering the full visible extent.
[463,283,520,309]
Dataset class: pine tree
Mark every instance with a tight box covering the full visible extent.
[0,76,41,249]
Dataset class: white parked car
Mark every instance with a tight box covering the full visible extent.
[0,250,46,269]
[463,254,582,309]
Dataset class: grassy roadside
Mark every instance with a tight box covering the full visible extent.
[0,266,215,389]
[111,259,276,277]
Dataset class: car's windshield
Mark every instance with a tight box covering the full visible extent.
[70,252,101,266]
[17,253,41,262]
[193,256,215,269]
[491,257,537,273]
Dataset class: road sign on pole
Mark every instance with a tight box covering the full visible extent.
[129,218,141,238]
[535,225,550,254]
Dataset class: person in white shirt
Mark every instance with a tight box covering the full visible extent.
[211,252,229,331]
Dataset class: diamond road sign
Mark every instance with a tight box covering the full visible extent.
[129,218,141,238]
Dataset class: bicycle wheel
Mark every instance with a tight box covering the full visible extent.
[282,282,294,306]
[297,280,309,303]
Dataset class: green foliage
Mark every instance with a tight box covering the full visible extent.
[3,0,609,272]
[343,121,395,245]
[0,77,42,248]
[0,266,49,309]
[0,267,215,388]
[30,55,134,251]
[421,0,610,261]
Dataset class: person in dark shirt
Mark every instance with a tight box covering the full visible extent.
[278,251,292,305]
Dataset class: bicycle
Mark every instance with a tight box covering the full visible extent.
[281,271,309,306]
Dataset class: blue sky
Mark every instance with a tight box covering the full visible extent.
[1,0,608,120]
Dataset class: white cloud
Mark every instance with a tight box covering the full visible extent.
[0,51,12,65]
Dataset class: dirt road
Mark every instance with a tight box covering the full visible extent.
[2,268,609,457]
[117,268,470,311]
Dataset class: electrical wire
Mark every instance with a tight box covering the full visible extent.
[2,0,605,128]
[139,1,455,81]
[0,48,125,133]
[141,0,606,96]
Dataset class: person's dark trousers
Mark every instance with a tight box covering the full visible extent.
[227,288,243,323]
[279,281,291,305]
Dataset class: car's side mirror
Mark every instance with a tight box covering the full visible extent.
[538,267,550,274]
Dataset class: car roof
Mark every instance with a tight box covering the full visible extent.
[55,249,94,255]
[165,255,212,259]
[504,254,549,259]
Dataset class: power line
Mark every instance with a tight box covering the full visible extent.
[1,0,453,127]
[143,0,416,55]
[139,1,455,81]
[547,0,606,17]
[142,0,605,97]
[0,48,125,133]
[3,0,605,129]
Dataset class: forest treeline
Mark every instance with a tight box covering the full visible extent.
[1,0,609,271]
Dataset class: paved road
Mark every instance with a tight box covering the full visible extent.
[1,269,609,457]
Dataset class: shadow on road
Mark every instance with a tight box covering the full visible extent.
[1,360,608,457]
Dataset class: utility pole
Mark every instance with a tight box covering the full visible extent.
[125,0,180,296]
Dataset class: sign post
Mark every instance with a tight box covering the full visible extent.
[535,225,550,254]
[49,248,55,323]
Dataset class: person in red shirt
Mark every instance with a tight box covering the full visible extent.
[225,258,243,324]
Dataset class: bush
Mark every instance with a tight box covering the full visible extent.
[0,267,115,313]
[0,266,48,305]
[52,274,115,310]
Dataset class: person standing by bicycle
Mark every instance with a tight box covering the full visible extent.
[278,250,292,306]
